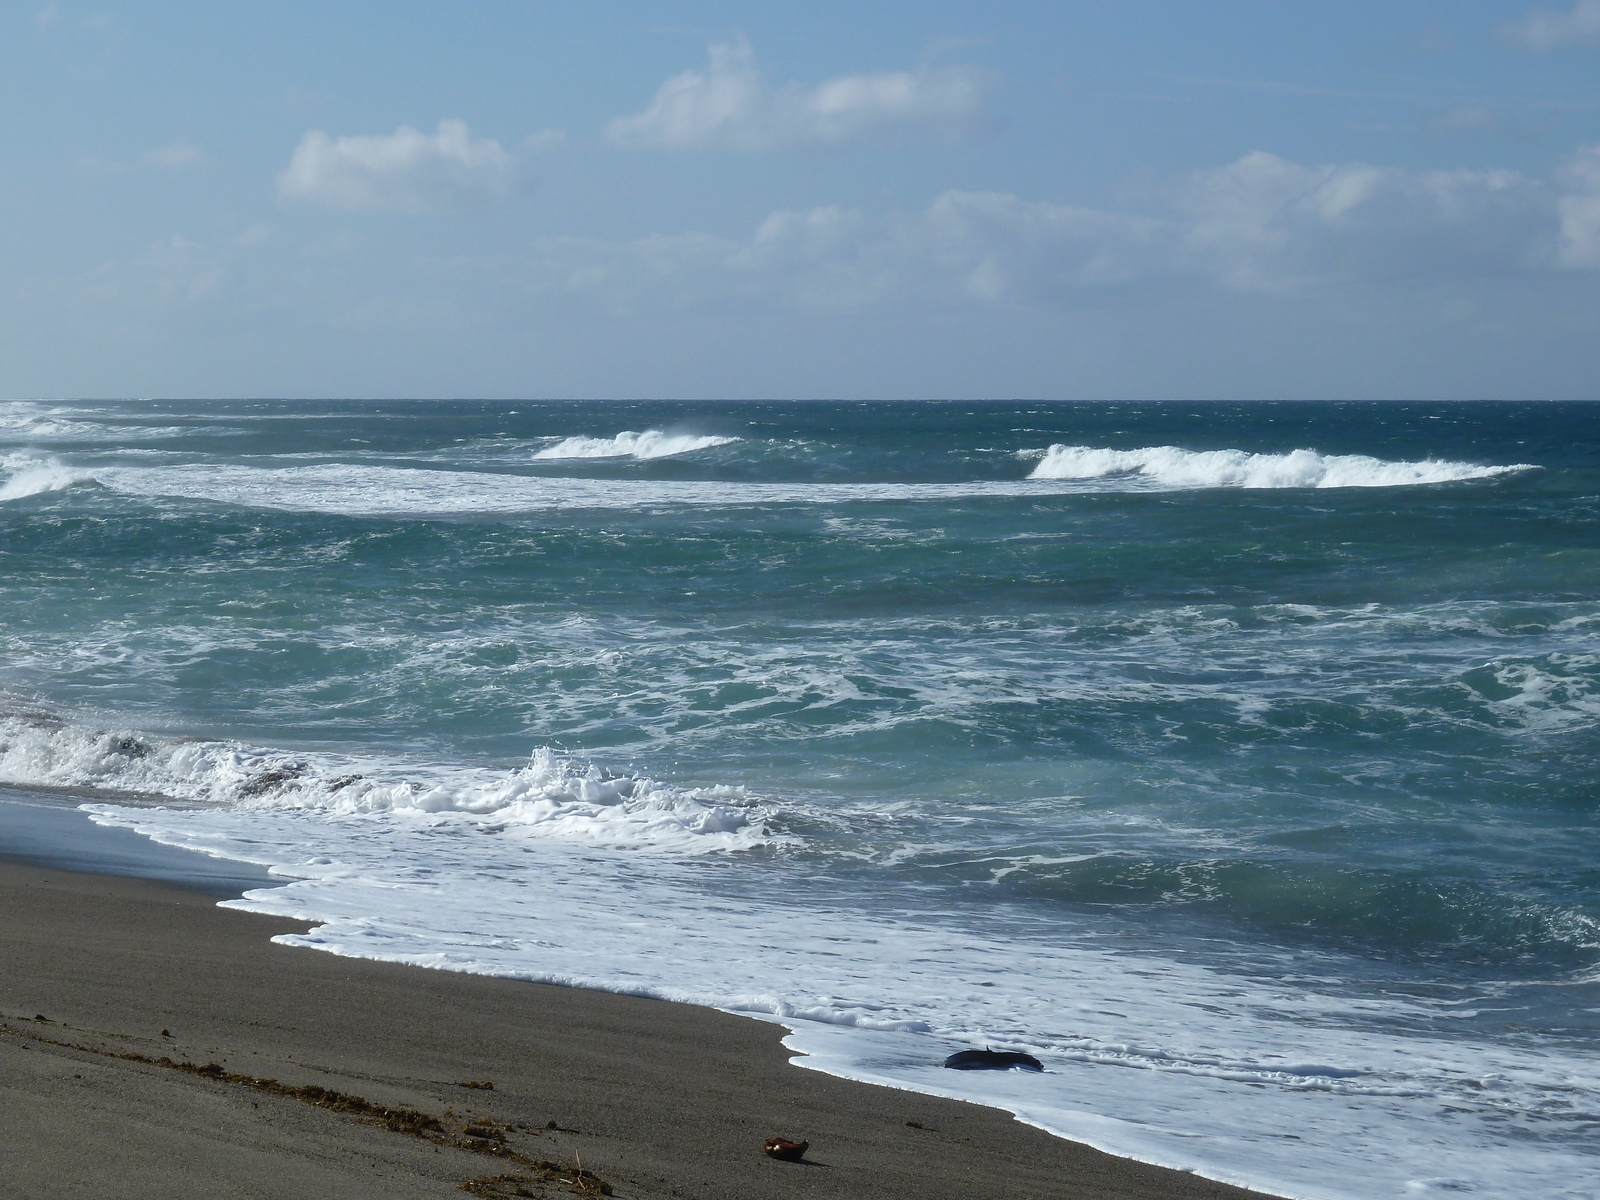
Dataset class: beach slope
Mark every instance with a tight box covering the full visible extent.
[0,862,1277,1200]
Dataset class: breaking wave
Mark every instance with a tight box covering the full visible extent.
[70,462,1053,516]
[1025,444,1536,489]
[0,401,192,444]
[533,430,740,460]
[0,709,774,853]
[0,455,94,501]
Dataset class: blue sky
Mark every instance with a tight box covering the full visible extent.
[3,1,1599,399]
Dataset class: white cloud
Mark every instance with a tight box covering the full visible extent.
[31,145,1600,400]
[277,120,517,213]
[142,142,202,170]
[1174,152,1542,289]
[606,37,987,150]
[1503,1,1600,50]
[1556,145,1600,265]
[508,146,1600,316]
[519,193,1167,317]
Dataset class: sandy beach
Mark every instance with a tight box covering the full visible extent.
[0,859,1280,1200]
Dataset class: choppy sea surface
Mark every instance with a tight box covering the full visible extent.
[1,398,1596,1199]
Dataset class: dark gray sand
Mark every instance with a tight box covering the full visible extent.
[0,862,1280,1199]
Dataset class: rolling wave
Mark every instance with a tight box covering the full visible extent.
[1026,444,1535,488]
[19,453,1533,518]
[533,429,740,460]
[67,462,1054,514]
[0,710,773,853]
[0,401,194,444]
[0,435,1537,519]
[0,455,94,501]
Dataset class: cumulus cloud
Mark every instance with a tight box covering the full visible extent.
[512,145,1600,315]
[277,120,517,213]
[1503,0,1600,50]
[531,192,1159,315]
[606,37,986,150]
[1174,151,1542,289]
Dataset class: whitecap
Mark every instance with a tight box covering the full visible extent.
[1024,444,1535,489]
[0,454,95,501]
[0,711,776,854]
[533,430,739,460]
[0,401,193,443]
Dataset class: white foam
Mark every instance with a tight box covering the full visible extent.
[0,715,773,853]
[0,454,94,501]
[47,452,1534,521]
[72,792,1600,1200]
[1026,445,1535,488]
[83,461,1069,515]
[0,401,191,443]
[533,430,739,460]
[5,696,1595,1200]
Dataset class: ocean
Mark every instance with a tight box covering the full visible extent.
[0,397,1596,1199]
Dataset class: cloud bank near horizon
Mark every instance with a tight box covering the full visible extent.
[8,5,1600,399]
[519,146,1600,316]
[85,143,1600,325]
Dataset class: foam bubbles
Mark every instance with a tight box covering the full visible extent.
[0,454,94,501]
[1025,444,1535,488]
[0,713,774,853]
[533,430,740,460]
[75,791,1600,1200]
[68,448,1536,522]
[0,401,193,444]
[82,461,1051,515]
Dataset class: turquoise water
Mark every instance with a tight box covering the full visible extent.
[1,399,1596,1198]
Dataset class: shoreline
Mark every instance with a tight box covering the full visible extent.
[0,856,1282,1199]
[0,788,283,895]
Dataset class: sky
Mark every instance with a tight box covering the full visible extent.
[3,0,1599,400]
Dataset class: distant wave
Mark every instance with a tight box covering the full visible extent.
[1025,445,1537,489]
[19,441,1541,518]
[86,462,1054,515]
[533,429,739,460]
[0,401,192,444]
[63,456,1544,518]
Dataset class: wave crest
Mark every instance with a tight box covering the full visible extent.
[0,401,193,444]
[0,711,775,852]
[533,429,739,460]
[0,455,95,501]
[1025,445,1536,489]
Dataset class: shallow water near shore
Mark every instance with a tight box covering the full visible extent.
[1,398,1597,1199]
[0,788,280,896]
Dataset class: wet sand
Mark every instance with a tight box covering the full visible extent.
[0,860,1279,1199]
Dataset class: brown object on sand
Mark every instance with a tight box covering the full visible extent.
[763,1137,808,1161]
